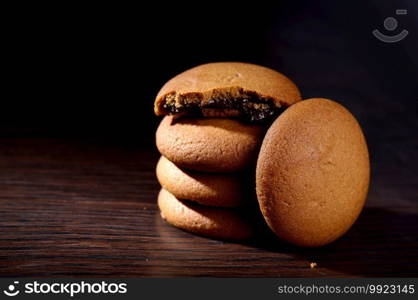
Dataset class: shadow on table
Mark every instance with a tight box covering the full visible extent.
[251,207,418,277]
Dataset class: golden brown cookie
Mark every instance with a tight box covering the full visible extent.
[158,188,254,240]
[256,98,370,247]
[154,62,301,122]
[156,156,248,207]
[156,116,267,172]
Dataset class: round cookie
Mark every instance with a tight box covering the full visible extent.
[154,62,301,122]
[158,188,254,240]
[156,156,248,207]
[256,98,370,247]
[156,116,267,172]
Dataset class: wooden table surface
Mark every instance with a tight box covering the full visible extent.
[0,137,417,277]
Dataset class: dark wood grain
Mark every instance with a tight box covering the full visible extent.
[0,138,417,277]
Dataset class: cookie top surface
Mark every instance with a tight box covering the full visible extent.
[256,98,370,247]
[154,62,301,122]
[158,188,254,240]
[156,116,266,172]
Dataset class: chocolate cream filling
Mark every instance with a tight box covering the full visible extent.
[161,91,285,123]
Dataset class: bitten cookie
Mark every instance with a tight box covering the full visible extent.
[256,98,370,247]
[158,188,254,240]
[156,156,247,207]
[154,62,301,122]
[156,116,267,172]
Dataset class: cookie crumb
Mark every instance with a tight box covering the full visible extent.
[310,262,317,269]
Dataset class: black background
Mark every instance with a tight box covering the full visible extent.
[2,0,417,200]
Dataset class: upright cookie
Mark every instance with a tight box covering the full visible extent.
[256,98,370,247]
[156,116,266,172]
[156,156,248,207]
[154,62,301,122]
[158,189,254,240]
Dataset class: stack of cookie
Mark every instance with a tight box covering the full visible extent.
[155,116,266,239]
[154,62,302,240]
[152,62,371,247]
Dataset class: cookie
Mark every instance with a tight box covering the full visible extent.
[156,116,267,172]
[154,62,301,122]
[158,188,254,240]
[256,98,370,247]
[156,156,248,207]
